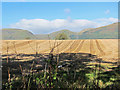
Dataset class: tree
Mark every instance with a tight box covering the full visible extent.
[55,33,69,40]
[25,37,31,40]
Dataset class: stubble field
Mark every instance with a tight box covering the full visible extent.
[1,39,120,89]
[2,39,118,62]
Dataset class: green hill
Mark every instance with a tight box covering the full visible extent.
[36,23,118,39]
[49,29,76,39]
[70,23,118,39]
[36,29,76,40]
[2,28,36,40]
[35,34,49,40]
[2,23,118,40]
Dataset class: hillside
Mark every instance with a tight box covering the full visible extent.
[2,23,118,40]
[36,23,118,39]
[49,29,76,39]
[2,28,36,40]
[36,29,76,39]
[71,23,118,39]
[79,22,118,39]
[35,34,49,40]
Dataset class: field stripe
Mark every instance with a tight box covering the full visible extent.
[2,41,34,54]
[90,40,95,55]
[77,40,85,53]
[45,41,63,53]
[69,40,80,53]
[59,40,75,53]
[63,40,76,53]
[73,40,82,53]
[95,40,105,56]
[41,40,70,53]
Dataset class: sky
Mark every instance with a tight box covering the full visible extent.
[2,0,120,2]
[2,2,118,34]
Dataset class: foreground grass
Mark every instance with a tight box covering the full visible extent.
[2,53,120,89]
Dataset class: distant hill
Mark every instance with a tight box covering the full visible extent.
[2,23,118,40]
[80,22,118,39]
[36,23,118,39]
[35,34,49,40]
[2,28,36,40]
[49,29,76,39]
[71,23,118,39]
[36,29,76,40]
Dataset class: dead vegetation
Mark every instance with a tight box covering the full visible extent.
[1,39,120,89]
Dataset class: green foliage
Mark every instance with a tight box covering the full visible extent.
[2,53,120,89]
[25,37,31,40]
[55,33,69,40]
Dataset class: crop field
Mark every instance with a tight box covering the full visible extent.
[1,39,120,89]
[2,39,118,61]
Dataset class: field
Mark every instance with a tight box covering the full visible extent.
[2,39,118,61]
[1,39,120,89]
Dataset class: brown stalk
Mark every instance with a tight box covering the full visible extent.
[28,41,35,52]
[6,42,11,84]
[35,41,38,60]
[48,35,55,89]
[6,42,9,63]
[48,35,52,51]
[13,41,26,88]
[56,41,59,72]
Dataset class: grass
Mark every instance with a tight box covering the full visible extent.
[1,40,120,89]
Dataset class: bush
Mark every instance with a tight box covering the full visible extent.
[55,33,69,40]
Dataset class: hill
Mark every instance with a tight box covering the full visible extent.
[36,23,118,39]
[2,23,118,40]
[36,29,76,39]
[2,28,36,40]
[71,23,118,39]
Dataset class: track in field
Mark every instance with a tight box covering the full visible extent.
[1,39,118,60]
[95,40,105,56]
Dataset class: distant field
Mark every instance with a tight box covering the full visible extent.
[1,39,118,61]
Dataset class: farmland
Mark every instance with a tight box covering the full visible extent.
[2,39,118,61]
[1,39,120,89]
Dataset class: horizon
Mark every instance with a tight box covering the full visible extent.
[2,2,118,34]
[2,22,118,34]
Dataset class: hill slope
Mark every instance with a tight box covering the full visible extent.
[2,23,118,40]
[36,29,76,39]
[2,28,36,40]
[36,23,118,39]
[71,23,118,39]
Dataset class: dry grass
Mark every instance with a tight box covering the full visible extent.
[1,39,118,61]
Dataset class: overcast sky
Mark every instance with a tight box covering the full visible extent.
[2,2,118,34]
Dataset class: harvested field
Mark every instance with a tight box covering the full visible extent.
[1,39,120,89]
[1,39,118,61]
